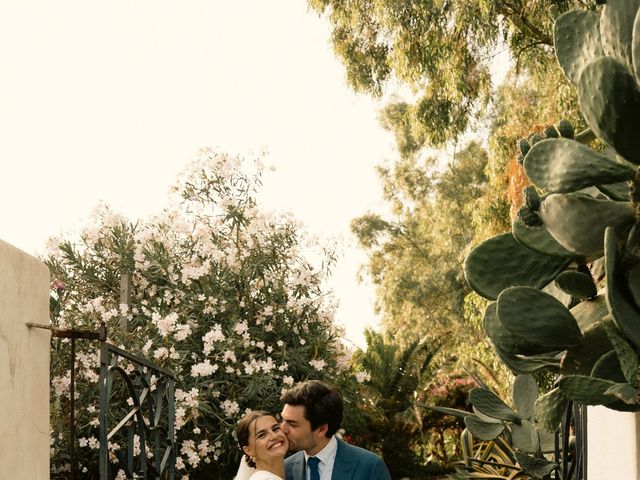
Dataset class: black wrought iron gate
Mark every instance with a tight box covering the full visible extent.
[99,341,176,479]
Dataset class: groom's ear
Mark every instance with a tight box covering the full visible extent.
[314,423,329,437]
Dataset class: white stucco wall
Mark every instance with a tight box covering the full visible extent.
[588,405,640,479]
[0,239,50,478]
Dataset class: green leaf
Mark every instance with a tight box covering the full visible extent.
[600,0,640,71]
[524,138,636,193]
[605,227,640,349]
[578,56,640,164]
[513,450,558,479]
[534,387,568,433]
[602,319,639,384]
[464,414,505,440]
[464,233,571,300]
[497,286,583,349]
[554,270,598,300]
[592,350,627,383]
[494,346,561,375]
[559,375,619,405]
[512,216,575,258]
[472,406,503,424]
[469,387,522,424]
[510,419,539,453]
[512,375,537,420]
[553,10,604,85]
[421,404,470,419]
[561,322,613,376]
[539,193,635,258]
[483,302,547,356]
[604,383,640,404]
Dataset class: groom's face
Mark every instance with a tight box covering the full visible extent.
[280,404,326,455]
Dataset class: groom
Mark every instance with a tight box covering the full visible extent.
[279,380,391,480]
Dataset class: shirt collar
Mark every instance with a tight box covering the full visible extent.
[304,435,338,465]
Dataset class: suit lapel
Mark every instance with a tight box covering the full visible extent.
[331,439,356,480]
[286,452,306,480]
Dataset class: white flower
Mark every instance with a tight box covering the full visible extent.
[283,375,294,386]
[355,371,371,383]
[142,340,153,355]
[222,350,237,363]
[221,399,240,417]
[233,320,248,335]
[153,312,179,337]
[202,325,225,354]
[309,359,326,371]
[191,359,218,377]
[153,347,169,360]
[174,323,192,341]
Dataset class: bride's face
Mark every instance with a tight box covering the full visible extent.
[244,415,288,465]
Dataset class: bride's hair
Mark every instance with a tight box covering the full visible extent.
[237,410,269,468]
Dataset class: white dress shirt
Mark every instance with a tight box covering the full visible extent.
[303,435,338,480]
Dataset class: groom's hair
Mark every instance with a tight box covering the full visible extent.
[280,380,343,437]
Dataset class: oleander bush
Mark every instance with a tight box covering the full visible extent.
[46,150,351,479]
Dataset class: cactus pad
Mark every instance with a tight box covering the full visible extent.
[524,138,636,193]
[632,8,640,84]
[512,217,576,258]
[570,294,610,331]
[534,387,569,433]
[597,181,631,201]
[469,387,522,423]
[578,56,640,164]
[464,415,505,440]
[464,233,571,300]
[513,374,537,420]
[510,420,539,453]
[600,0,640,71]
[559,375,619,405]
[483,302,546,356]
[591,350,626,383]
[554,270,598,299]
[554,10,604,85]
[539,193,635,258]
[605,227,640,348]
[497,286,583,348]
[561,323,612,375]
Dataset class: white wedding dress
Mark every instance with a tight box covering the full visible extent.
[234,458,283,480]
[248,471,283,480]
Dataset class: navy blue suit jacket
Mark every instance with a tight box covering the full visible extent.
[284,438,391,480]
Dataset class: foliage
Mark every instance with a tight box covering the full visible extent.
[420,371,477,467]
[463,0,640,418]
[340,328,442,478]
[46,150,351,478]
[351,141,489,345]
[308,0,582,148]
[428,374,560,479]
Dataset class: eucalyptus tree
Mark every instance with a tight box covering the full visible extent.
[351,141,489,343]
[308,0,581,148]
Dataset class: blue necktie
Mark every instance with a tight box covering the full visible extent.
[308,456,320,480]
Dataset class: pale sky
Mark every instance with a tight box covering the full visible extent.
[1,1,397,348]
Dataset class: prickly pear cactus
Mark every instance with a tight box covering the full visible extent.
[464,0,640,425]
[427,374,559,477]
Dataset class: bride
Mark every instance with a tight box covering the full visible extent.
[235,410,289,480]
